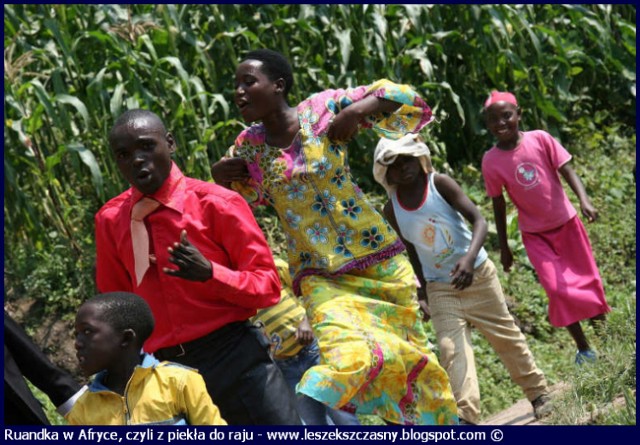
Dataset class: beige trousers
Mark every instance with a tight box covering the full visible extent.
[427,259,548,424]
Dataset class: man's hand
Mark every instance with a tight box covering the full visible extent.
[163,230,213,281]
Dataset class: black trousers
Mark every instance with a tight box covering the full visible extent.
[4,311,82,425]
[167,321,302,425]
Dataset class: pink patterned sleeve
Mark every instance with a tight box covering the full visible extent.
[226,130,268,207]
[303,80,433,139]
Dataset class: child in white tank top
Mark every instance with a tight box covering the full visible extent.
[374,134,551,424]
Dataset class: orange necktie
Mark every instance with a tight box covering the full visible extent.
[131,197,161,286]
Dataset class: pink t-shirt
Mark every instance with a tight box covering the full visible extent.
[482,130,576,233]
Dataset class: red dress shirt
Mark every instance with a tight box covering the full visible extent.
[95,163,281,353]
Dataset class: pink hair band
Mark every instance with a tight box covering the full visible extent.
[484,91,518,108]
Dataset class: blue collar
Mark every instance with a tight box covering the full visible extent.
[88,353,160,392]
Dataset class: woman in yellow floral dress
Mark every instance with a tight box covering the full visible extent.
[211,49,457,425]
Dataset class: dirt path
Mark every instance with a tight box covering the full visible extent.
[4,297,81,379]
[480,384,633,425]
[480,383,568,425]
[480,397,544,425]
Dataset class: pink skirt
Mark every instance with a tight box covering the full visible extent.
[522,216,610,327]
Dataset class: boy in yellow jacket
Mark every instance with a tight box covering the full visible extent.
[66,292,226,425]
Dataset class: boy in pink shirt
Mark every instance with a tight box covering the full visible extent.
[481,91,610,365]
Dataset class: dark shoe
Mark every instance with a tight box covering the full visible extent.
[531,394,553,419]
[458,418,476,425]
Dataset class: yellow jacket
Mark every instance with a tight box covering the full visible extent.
[66,354,226,425]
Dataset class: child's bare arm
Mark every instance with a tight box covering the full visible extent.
[491,195,513,272]
[435,174,487,289]
[383,202,426,292]
[295,316,314,346]
[559,163,598,222]
[383,202,430,321]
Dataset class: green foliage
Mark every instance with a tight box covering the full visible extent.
[4,241,94,317]
[4,5,635,277]
[26,382,66,425]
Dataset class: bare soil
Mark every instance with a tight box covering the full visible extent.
[4,297,84,381]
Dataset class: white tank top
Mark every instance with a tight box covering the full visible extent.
[391,173,487,283]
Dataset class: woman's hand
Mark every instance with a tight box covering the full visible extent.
[210,158,249,188]
[327,95,400,142]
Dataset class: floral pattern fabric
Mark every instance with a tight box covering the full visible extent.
[297,256,458,425]
[230,79,433,295]
[227,80,457,424]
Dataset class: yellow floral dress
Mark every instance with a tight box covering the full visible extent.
[229,80,457,425]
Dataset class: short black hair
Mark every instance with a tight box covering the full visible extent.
[109,109,166,141]
[244,49,294,98]
[85,292,155,346]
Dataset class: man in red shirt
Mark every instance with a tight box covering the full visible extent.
[95,109,301,425]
